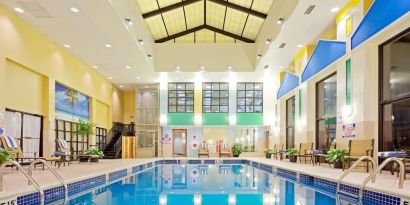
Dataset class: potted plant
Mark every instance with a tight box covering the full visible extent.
[326,148,348,169]
[0,149,14,165]
[286,148,298,162]
[77,119,96,150]
[232,144,243,157]
[264,148,274,158]
[86,148,104,162]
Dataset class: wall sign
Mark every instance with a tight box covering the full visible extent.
[342,123,356,138]
[162,133,171,144]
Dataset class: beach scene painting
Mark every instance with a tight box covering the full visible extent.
[55,83,90,120]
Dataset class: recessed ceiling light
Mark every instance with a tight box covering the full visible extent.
[257,54,262,59]
[297,44,304,48]
[125,65,131,69]
[144,85,148,88]
[125,18,133,26]
[136,76,140,80]
[265,39,271,45]
[176,70,180,73]
[105,44,112,48]
[119,85,124,88]
[176,66,180,70]
[92,65,98,69]
[138,39,144,45]
[228,66,232,70]
[279,66,284,69]
[147,54,153,59]
[330,7,340,13]
[200,66,205,70]
[70,7,80,13]
[276,18,285,24]
[14,7,24,13]
[63,44,71,48]
[107,77,113,80]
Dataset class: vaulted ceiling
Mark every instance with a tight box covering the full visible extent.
[135,0,273,43]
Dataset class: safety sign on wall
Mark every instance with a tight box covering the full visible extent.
[342,123,356,138]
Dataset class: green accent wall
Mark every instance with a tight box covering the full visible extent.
[236,113,263,125]
[346,59,352,105]
[202,113,229,125]
[167,113,194,126]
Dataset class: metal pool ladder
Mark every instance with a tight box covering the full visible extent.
[28,159,68,202]
[0,161,44,204]
[336,156,377,204]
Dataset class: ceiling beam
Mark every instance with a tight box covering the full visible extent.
[142,0,202,19]
[204,25,254,43]
[208,0,267,19]
[155,25,206,43]
[155,25,255,43]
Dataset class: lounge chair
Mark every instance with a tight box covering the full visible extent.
[312,140,336,166]
[0,136,59,169]
[198,142,209,158]
[219,143,231,157]
[55,139,94,166]
[296,142,314,164]
[343,139,374,172]
[272,144,284,160]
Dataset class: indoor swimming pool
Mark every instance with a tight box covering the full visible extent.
[62,164,346,205]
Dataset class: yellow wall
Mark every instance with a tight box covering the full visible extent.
[0,5,124,156]
[112,89,124,123]
[123,92,135,124]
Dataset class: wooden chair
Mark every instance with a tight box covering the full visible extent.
[296,142,314,164]
[0,136,58,168]
[198,142,209,158]
[343,139,374,172]
[313,140,336,166]
[272,144,284,160]
[219,143,231,157]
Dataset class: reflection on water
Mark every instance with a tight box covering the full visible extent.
[65,164,336,205]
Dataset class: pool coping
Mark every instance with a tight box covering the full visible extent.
[2,158,409,205]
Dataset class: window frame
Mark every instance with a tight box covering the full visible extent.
[236,82,263,113]
[95,127,107,151]
[168,82,194,113]
[55,119,89,155]
[202,82,229,113]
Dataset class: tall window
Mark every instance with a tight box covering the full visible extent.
[316,74,337,150]
[286,97,295,149]
[380,29,410,152]
[168,83,194,113]
[237,83,263,113]
[95,127,107,150]
[203,83,229,113]
[55,119,89,155]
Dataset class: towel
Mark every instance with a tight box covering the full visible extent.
[57,139,68,149]
[222,143,228,150]
[201,142,207,149]
[4,136,18,148]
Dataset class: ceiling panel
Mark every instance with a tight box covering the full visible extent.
[242,15,264,40]
[185,2,204,29]
[251,0,274,14]
[195,29,215,43]
[162,8,186,35]
[175,33,195,43]
[146,15,168,39]
[229,0,253,9]
[215,33,235,43]
[158,0,182,8]
[135,0,159,14]
[224,8,248,36]
[206,1,225,30]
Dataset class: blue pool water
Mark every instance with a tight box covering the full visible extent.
[64,164,340,205]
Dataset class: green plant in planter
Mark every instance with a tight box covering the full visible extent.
[232,144,244,157]
[286,148,298,162]
[264,148,274,158]
[326,148,348,168]
[0,149,14,164]
[77,120,96,150]
[87,148,104,158]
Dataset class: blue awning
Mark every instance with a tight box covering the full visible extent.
[301,40,346,83]
[277,72,299,99]
[351,0,410,49]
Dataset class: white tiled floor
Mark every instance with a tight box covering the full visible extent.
[0,157,409,200]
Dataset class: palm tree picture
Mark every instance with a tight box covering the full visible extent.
[64,88,79,119]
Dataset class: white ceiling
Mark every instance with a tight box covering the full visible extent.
[0,0,348,91]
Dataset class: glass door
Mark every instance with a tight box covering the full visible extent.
[172,129,187,157]
[286,97,295,149]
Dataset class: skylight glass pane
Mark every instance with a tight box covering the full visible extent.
[158,0,181,8]
[185,2,204,29]
[242,15,264,40]
[206,1,225,29]
[229,0,252,9]
[135,0,159,14]
[163,8,186,35]
[252,0,273,14]
[215,33,235,43]
[224,8,247,36]
[175,33,195,43]
[195,29,214,43]
[146,15,168,40]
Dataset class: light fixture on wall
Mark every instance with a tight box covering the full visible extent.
[296,119,304,130]
[194,114,202,125]
[276,18,285,24]
[125,18,133,26]
[342,105,353,117]
[14,7,24,13]
[229,115,236,125]
[160,114,167,125]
